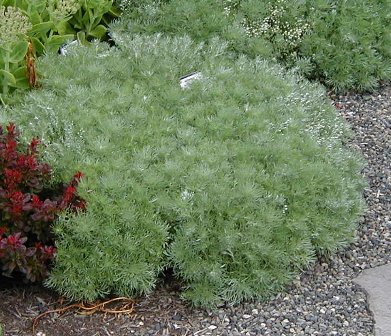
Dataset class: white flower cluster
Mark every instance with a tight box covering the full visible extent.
[223,0,239,16]
[280,19,311,48]
[241,18,264,38]
[0,6,32,46]
[242,0,311,50]
[117,0,135,11]
[48,0,80,21]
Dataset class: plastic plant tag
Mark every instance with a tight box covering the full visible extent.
[59,40,79,56]
[180,72,202,89]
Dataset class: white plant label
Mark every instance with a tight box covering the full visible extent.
[180,72,202,89]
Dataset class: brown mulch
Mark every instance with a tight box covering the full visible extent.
[0,275,200,336]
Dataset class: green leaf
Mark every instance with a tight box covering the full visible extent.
[89,24,107,39]
[30,37,45,56]
[28,11,43,25]
[108,5,121,18]
[0,70,16,85]
[29,21,55,35]
[25,0,47,14]
[76,31,87,45]
[0,47,8,61]
[82,8,93,28]
[1,0,16,7]
[8,41,29,63]
[46,35,75,53]
[11,66,29,89]
[56,20,76,36]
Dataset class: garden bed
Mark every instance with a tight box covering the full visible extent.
[1,1,390,334]
[1,84,389,336]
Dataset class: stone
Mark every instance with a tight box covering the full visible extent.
[353,264,391,336]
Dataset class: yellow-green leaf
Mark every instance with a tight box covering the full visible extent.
[89,25,107,39]
[46,35,74,53]
[11,66,29,89]
[56,20,75,36]
[28,11,43,25]
[8,41,29,63]
[0,70,17,85]
[30,37,45,56]
[29,21,55,35]
[76,31,87,45]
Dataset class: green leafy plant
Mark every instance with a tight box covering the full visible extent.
[235,0,311,62]
[298,0,391,91]
[0,6,31,99]
[1,0,79,63]
[0,0,120,98]
[1,34,365,306]
[110,0,274,58]
[115,0,391,92]
[234,0,391,91]
[68,0,121,44]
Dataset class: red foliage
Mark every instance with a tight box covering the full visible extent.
[0,123,86,282]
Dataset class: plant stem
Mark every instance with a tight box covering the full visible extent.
[2,50,9,96]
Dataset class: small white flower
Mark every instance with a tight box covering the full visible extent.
[282,205,288,214]
[181,189,194,201]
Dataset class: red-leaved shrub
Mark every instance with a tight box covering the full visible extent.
[0,123,85,282]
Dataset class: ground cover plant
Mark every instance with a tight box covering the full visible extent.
[114,0,391,92]
[0,122,85,283]
[0,31,365,307]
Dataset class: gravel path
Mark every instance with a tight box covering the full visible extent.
[126,84,390,336]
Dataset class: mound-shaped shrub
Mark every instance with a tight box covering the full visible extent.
[113,0,391,92]
[112,0,274,61]
[0,35,365,306]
